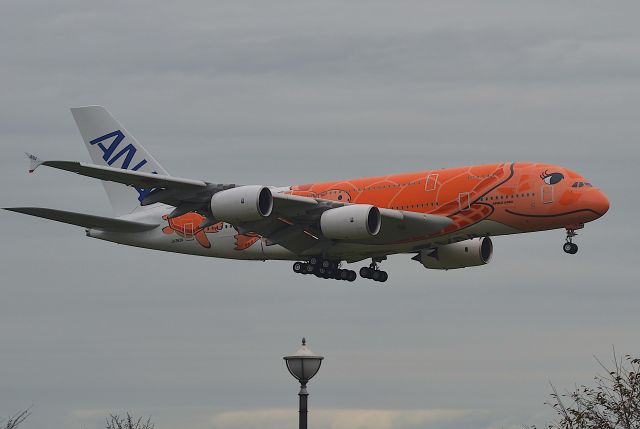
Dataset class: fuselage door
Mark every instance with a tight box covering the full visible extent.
[184,222,194,240]
[425,174,438,191]
[458,192,471,211]
[541,186,553,204]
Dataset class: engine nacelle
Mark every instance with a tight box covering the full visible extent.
[416,237,493,270]
[320,205,381,240]
[210,185,273,224]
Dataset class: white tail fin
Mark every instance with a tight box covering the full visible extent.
[70,106,169,216]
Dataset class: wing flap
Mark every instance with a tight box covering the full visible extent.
[3,207,158,233]
[377,208,453,241]
[272,192,319,216]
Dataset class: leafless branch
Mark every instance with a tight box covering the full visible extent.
[3,408,32,429]
[105,413,154,429]
[527,350,640,429]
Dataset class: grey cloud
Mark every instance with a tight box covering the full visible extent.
[1,1,639,429]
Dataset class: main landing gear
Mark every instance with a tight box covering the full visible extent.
[359,258,388,283]
[563,228,579,254]
[292,258,357,282]
[292,256,390,283]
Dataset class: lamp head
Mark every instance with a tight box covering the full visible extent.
[284,338,324,383]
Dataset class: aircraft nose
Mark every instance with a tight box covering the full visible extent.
[593,190,610,217]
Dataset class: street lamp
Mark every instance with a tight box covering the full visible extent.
[284,338,324,429]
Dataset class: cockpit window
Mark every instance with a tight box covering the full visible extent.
[571,182,593,188]
[540,170,564,185]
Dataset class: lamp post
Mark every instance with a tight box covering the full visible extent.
[284,338,324,429]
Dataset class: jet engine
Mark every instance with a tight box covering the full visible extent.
[320,205,381,240]
[210,185,273,223]
[415,237,493,269]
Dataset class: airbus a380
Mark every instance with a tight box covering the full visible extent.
[4,106,610,283]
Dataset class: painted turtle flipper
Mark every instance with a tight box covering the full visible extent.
[195,231,212,248]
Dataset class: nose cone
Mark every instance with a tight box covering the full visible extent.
[593,190,610,217]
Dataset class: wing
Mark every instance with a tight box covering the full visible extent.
[29,154,453,254]
[250,195,453,254]
[27,154,234,214]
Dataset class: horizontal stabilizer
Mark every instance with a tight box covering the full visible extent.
[3,207,158,233]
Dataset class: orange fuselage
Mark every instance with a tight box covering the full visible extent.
[290,162,610,240]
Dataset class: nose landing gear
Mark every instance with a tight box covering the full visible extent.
[563,228,579,254]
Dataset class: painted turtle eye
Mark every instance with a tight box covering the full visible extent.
[542,172,564,185]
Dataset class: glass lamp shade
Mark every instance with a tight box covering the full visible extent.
[284,339,324,382]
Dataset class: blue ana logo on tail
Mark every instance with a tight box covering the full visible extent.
[90,130,156,202]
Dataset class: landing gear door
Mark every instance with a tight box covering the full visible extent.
[541,186,553,204]
[458,192,471,211]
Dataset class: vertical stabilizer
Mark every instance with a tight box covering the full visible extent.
[70,106,169,216]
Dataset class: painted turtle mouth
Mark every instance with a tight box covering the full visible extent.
[505,208,604,218]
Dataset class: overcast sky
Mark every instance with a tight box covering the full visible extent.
[1,1,639,428]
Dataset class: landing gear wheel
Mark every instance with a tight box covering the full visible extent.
[563,242,578,254]
[359,267,372,278]
[296,259,349,280]
[370,270,389,282]
[359,257,390,282]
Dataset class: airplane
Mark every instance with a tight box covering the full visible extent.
[4,106,610,283]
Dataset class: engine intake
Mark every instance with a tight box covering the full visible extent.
[416,237,493,270]
[210,185,273,224]
[320,205,381,240]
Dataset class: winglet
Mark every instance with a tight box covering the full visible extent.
[25,153,44,173]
